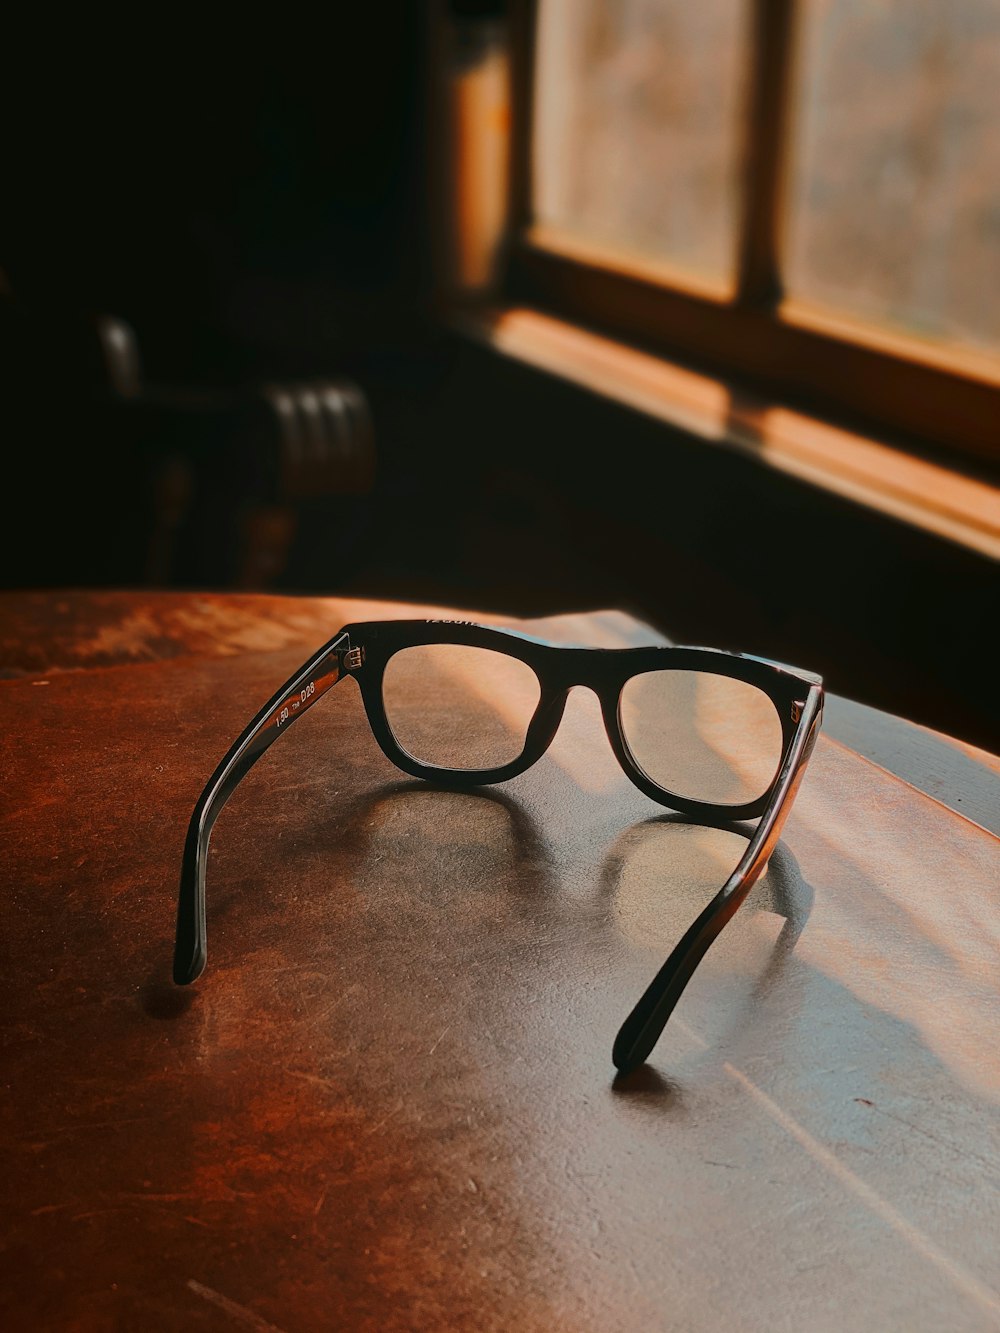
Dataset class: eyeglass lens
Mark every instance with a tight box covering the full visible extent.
[619,670,784,805]
[382,644,542,769]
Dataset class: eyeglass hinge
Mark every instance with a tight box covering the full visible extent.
[791,700,804,724]
[343,645,365,671]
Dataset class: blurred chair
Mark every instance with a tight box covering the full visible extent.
[148,376,376,588]
[0,287,376,590]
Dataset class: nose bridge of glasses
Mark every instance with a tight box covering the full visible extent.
[534,650,626,753]
[546,645,622,695]
[522,649,619,761]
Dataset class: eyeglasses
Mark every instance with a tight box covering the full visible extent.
[173,619,823,1074]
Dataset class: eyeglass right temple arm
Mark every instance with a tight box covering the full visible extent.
[611,688,823,1075]
[173,630,352,986]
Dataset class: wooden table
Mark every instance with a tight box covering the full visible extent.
[3,590,999,1331]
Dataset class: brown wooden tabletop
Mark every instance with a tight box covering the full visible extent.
[2,590,999,1331]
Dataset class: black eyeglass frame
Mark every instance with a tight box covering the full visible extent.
[173,619,823,1074]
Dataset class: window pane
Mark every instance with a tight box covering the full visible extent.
[784,0,1000,355]
[532,0,749,288]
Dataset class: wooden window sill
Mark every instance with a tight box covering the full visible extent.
[453,305,1000,563]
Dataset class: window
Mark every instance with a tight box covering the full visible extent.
[503,0,1000,469]
[533,0,748,293]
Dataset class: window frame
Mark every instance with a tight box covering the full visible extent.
[502,0,1000,472]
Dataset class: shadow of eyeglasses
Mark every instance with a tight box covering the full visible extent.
[345,785,813,1075]
[146,781,812,1078]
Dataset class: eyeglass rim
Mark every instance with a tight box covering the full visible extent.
[343,618,818,821]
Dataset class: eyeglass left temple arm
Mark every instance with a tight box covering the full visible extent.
[173,630,352,986]
[611,687,824,1076]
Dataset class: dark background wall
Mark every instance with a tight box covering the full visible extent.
[1,14,428,380]
[0,11,431,587]
[1,13,996,754]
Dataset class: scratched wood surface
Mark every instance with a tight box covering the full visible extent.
[2,591,999,1331]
